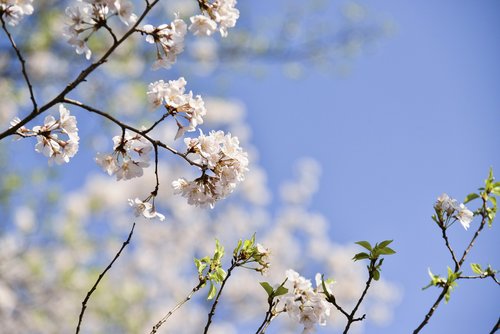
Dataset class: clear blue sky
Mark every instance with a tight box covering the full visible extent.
[223,1,500,333]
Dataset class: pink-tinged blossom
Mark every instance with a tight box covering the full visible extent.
[172,130,248,208]
[0,0,34,26]
[139,17,187,69]
[434,193,474,230]
[63,0,137,58]
[25,105,79,165]
[283,270,332,334]
[188,0,239,37]
[146,77,207,139]
[96,131,151,181]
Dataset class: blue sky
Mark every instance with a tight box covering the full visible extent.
[224,1,500,333]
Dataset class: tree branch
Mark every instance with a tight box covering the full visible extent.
[0,0,160,141]
[150,280,205,334]
[75,222,136,334]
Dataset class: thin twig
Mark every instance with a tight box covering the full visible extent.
[75,222,136,334]
[342,260,374,334]
[0,16,37,111]
[62,98,205,169]
[441,227,459,270]
[150,280,205,334]
[203,261,237,334]
[255,299,279,334]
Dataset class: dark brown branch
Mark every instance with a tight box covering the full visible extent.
[342,260,374,334]
[203,261,237,334]
[489,317,500,334]
[441,227,459,270]
[62,98,205,169]
[0,0,160,141]
[75,222,136,334]
[0,16,37,111]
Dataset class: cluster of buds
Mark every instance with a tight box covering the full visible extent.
[147,77,206,139]
[64,0,137,59]
[0,0,33,26]
[189,0,239,37]
[283,270,333,334]
[95,131,152,181]
[11,105,79,165]
[172,130,248,208]
[233,236,271,274]
[139,17,187,70]
[434,193,474,230]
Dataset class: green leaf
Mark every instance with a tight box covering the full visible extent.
[260,282,274,297]
[352,252,370,261]
[464,193,479,204]
[372,269,380,281]
[355,241,372,251]
[274,286,288,297]
[470,263,484,275]
[378,247,396,255]
[215,267,227,282]
[207,282,217,300]
[378,240,393,249]
[492,187,500,196]
[233,239,242,257]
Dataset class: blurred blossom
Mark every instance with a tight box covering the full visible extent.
[14,205,35,233]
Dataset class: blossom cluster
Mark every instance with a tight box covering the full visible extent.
[283,270,332,334]
[189,0,239,37]
[64,0,137,59]
[140,17,187,70]
[172,130,248,208]
[434,193,474,230]
[147,77,206,139]
[95,131,152,181]
[0,0,33,26]
[10,105,79,165]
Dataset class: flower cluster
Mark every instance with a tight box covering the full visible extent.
[95,131,152,181]
[434,193,474,230]
[64,0,137,59]
[283,270,332,334]
[0,0,33,26]
[11,105,79,165]
[140,17,187,69]
[172,130,248,208]
[189,0,239,37]
[147,77,206,139]
[128,197,165,221]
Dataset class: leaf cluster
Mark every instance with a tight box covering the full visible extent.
[194,239,227,300]
[464,167,500,226]
[423,267,460,302]
[353,240,396,281]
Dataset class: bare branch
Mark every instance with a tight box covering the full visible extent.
[75,222,136,334]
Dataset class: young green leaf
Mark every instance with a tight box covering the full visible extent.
[470,263,484,275]
[352,252,370,261]
[378,240,393,249]
[355,241,372,251]
[378,247,396,255]
[274,285,289,297]
[464,193,479,204]
[260,282,274,297]
[372,269,380,281]
[207,282,217,300]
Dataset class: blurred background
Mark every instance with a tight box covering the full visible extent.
[0,0,499,333]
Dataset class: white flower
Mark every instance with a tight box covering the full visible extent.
[172,130,248,207]
[456,203,473,230]
[128,198,165,221]
[189,15,217,36]
[1,0,34,26]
